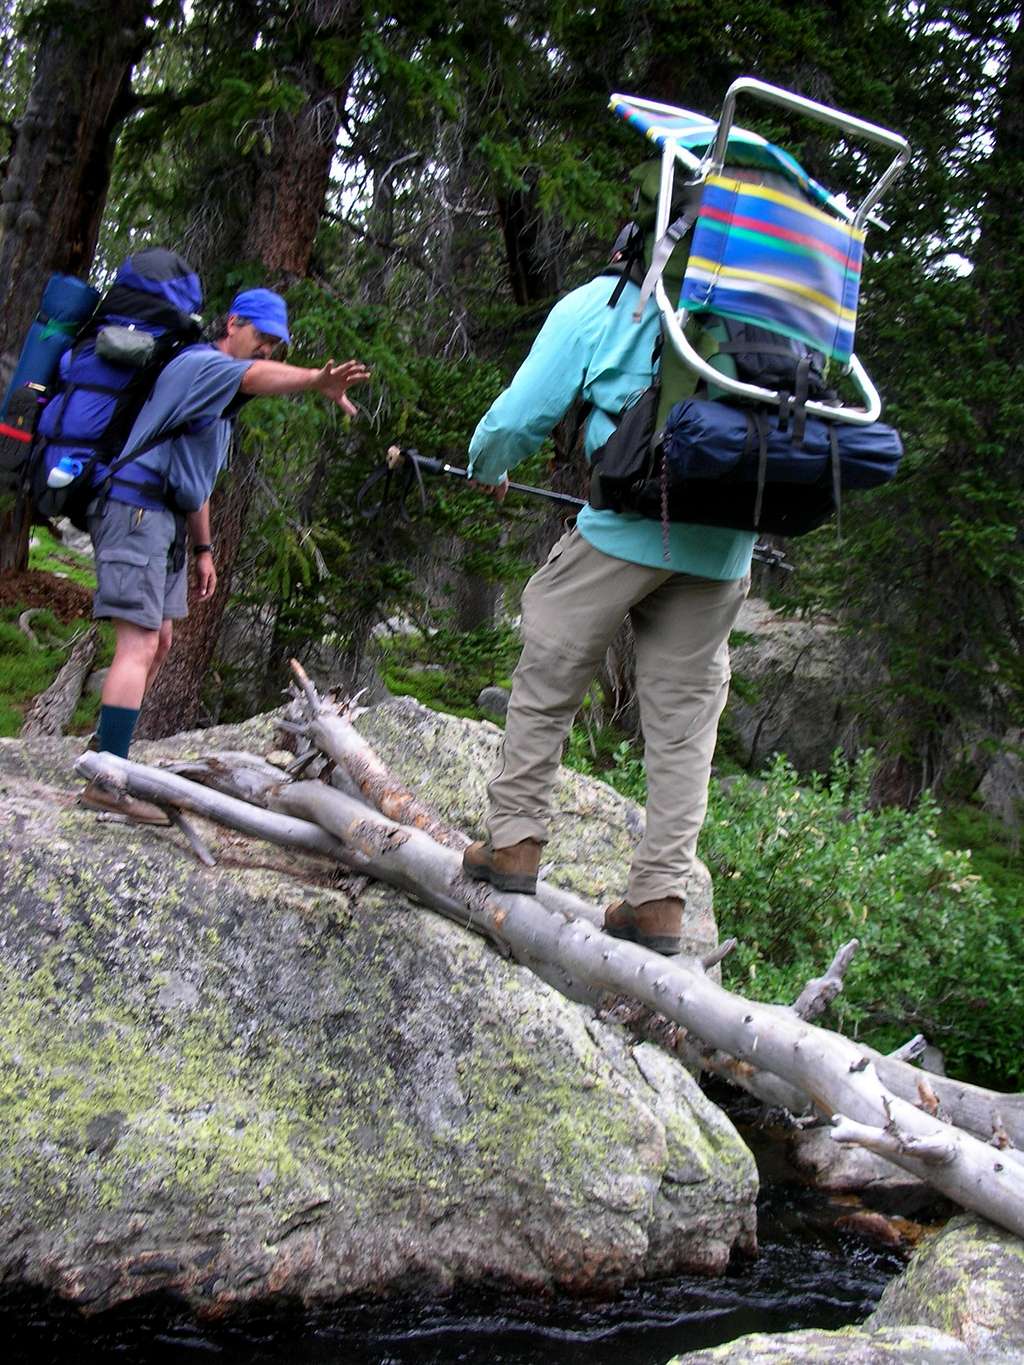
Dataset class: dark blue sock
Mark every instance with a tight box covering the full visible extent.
[97,705,140,759]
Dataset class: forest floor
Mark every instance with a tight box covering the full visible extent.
[0,569,93,621]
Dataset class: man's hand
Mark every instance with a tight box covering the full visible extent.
[195,551,217,600]
[467,474,510,505]
[311,359,372,415]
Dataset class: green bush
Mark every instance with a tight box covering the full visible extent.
[703,753,1023,1089]
[565,733,1023,1090]
[565,726,647,802]
[377,622,520,718]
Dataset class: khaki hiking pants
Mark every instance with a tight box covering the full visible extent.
[488,527,749,906]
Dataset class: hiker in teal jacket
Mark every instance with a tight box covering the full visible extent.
[462,270,752,955]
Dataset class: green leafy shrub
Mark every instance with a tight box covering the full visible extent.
[377,622,521,718]
[704,753,1023,1089]
[564,734,1022,1089]
[565,726,647,803]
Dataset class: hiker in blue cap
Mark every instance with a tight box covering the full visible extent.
[82,282,370,822]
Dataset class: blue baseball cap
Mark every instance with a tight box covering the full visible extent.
[229,287,290,344]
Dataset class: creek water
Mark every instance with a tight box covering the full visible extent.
[3,1182,908,1364]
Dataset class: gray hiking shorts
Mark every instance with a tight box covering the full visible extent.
[88,500,188,631]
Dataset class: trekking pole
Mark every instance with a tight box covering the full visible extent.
[399,445,584,509]
[358,445,792,569]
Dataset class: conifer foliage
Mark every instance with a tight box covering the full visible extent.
[0,1,1019,797]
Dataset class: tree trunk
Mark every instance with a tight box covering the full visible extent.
[496,177,564,306]
[135,436,259,740]
[240,109,339,280]
[0,0,154,572]
[136,11,366,737]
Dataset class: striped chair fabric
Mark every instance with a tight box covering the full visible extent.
[679,173,865,364]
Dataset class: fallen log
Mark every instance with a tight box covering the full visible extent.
[282,683,1024,1153]
[21,625,99,737]
[283,661,468,851]
[75,751,364,870]
[163,753,288,807]
[71,750,1024,1236]
[267,781,1024,1234]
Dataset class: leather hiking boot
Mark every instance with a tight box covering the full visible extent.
[604,897,684,956]
[79,778,171,826]
[463,838,542,894]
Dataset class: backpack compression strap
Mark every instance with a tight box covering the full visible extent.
[88,284,202,340]
[89,420,193,511]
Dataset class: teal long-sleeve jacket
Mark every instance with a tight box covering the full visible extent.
[467,274,754,579]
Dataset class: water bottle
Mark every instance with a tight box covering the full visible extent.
[46,454,84,489]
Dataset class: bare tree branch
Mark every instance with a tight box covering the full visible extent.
[791,939,860,1021]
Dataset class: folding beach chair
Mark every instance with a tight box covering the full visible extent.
[610,78,910,425]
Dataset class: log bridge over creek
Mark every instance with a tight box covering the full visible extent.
[75,661,1024,1241]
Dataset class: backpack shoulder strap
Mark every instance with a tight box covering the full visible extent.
[633,198,702,321]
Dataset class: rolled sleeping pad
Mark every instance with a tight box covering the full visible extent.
[0,273,101,420]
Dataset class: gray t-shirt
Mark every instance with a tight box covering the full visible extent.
[117,345,253,512]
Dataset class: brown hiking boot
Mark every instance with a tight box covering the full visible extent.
[79,778,171,826]
[604,897,684,956]
[463,838,542,894]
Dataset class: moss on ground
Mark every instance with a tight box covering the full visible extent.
[28,525,97,588]
[0,607,112,738]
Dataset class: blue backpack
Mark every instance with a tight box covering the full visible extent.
[29,247,203,530]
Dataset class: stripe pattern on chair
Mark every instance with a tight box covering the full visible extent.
[680,174,866,363]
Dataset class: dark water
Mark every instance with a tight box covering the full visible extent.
[2,1184,906,1364]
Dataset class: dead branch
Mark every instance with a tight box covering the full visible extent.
[289,656,323,716]
[161,753,287,807]
[831,1114,958,1167]
[703,938,738,971]
[992,1116,1013,1151]
[168,809,217,867]
[72,749,1024,1235]
[870,1052,1024,1152]
[21,626,99,737]
[889,1034,928,1064]
[284,688,1024,1152]
[17,608,43,647]
[790,939,859,1021]
[75,752,365,871]
[285,689,467,852]
[918,1078,942,1117]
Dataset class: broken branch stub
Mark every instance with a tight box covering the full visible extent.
[790,939,859,1021]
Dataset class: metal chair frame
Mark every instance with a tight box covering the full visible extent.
[613,79,910,425]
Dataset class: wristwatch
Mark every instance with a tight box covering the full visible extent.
[192,542,214,556]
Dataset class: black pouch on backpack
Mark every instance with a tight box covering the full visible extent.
[587,384,661,512]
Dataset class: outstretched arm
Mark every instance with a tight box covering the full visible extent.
[240,358,371,414]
